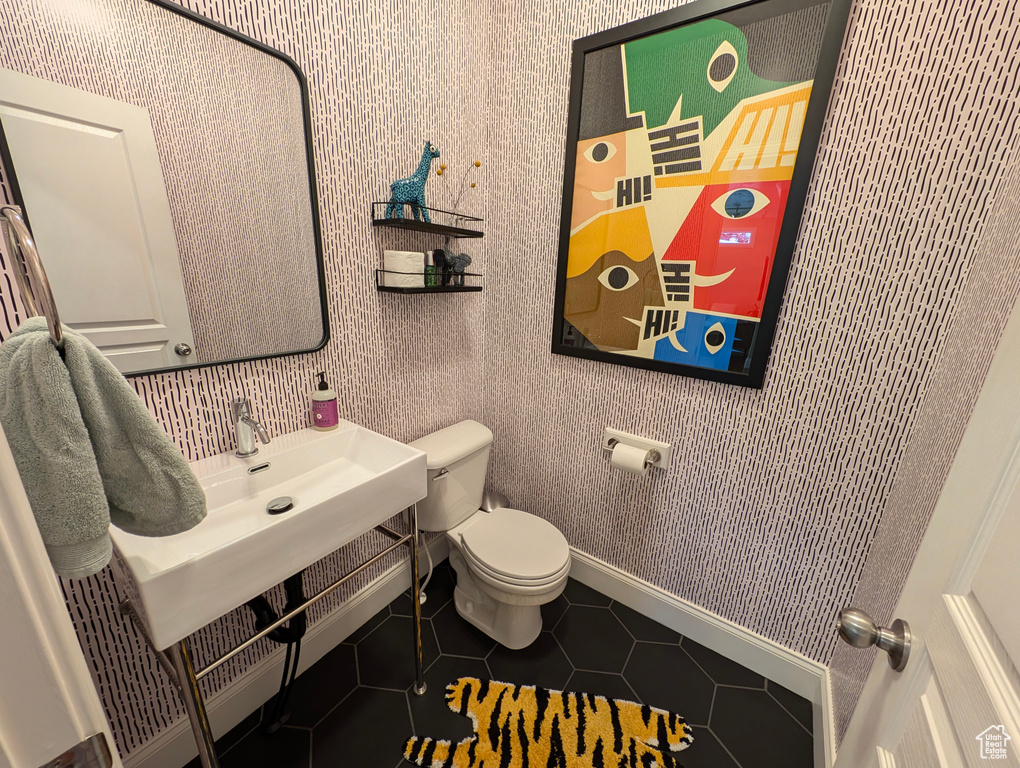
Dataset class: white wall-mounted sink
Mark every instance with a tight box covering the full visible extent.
[110,422,427,650]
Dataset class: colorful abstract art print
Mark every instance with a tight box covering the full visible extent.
[551,0,851,387]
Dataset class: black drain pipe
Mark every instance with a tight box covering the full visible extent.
[244,572,308,734]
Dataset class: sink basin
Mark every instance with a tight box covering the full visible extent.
[110,422,427,650]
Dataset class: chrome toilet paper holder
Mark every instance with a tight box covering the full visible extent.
[602,429,672,471]
[606,438,660,468]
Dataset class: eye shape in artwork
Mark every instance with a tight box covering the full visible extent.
[711,188,771,219]
[704,322,727,354]
[707,41,739,93]
[598,264,639,291]
[583,140,618,164]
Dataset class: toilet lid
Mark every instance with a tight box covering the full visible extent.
[459,508,570,581]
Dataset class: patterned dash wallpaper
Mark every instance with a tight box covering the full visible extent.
[0,0,487,757]
[480,0,1020,742]
[0,0,1019,760]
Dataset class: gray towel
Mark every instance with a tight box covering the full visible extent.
[0,317,206,578]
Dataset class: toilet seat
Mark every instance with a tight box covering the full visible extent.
[455,507,570,585]
[464,551,571,589]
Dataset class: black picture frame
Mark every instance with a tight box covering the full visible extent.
[550,0,852,388]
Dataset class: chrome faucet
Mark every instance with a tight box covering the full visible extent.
[230,397,271,458]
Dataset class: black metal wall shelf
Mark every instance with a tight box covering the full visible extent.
[377,285,483,294]
[371,202,483,239]
[375,269,482,293]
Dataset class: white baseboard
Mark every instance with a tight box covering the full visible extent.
[126,537,449,768]
[568,549,836,768]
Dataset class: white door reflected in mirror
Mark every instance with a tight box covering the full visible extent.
[0,69,196,373]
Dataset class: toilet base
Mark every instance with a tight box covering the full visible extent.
[447,545,565,650]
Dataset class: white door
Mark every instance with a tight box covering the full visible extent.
[0,420,122,768]
[835,297,1020,767]
[0,68,196,373]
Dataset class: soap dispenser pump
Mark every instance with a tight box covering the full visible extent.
[311,371,339,431]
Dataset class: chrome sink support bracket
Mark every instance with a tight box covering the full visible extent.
[121,505,426,767]
[408,503,426,696]
[375,510,426,695]
[167,640,219,768]
[122,602,217,766]
[375,523,403,540]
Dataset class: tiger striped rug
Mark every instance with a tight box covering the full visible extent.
[403,677,693,768]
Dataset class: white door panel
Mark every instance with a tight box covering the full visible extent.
[971,494,1020,665]
[898,694,942,768]
[920,676,966,768]
[0,68,195,372]
[927,596,1020,768]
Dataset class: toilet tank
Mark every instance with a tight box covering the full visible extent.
[408,420,493,532]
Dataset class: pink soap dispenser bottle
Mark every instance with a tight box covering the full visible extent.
[311,371,339,431]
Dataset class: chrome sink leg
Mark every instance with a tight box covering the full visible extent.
[167,639,220,767]
[408,504,427,696]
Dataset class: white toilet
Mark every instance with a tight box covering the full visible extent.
[410,420,570,649]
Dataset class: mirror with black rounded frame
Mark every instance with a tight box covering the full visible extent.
[0,0,328,376]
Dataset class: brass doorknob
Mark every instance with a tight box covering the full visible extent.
[837,608,911,672]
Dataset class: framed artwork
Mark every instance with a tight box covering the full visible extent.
[551,0,852,387]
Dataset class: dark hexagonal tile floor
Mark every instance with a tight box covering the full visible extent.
[625,641,716,726]
[767,679,814,731]
[711,687,813,767]
[682,637,765,689]
[406,655,490,743]
[540,592,569,628]
[265,641,358,728]
[313,686,410,768]
[188,563,813,768]
[611,600,682,643]
[565,669,637,701]
[486,630,573,690]
[357,613,441,690]
[431,599,497,658]
[554,604,633,672]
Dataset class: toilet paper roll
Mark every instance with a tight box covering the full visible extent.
[383,250,425,288]
[610,443,651,476]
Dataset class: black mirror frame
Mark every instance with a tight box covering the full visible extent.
[0,0,329,378]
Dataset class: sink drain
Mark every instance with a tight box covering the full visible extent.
[266,496,294,515]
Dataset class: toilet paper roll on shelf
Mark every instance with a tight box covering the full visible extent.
[382,250,425,288]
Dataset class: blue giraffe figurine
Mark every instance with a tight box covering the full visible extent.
[386,141,440,223]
